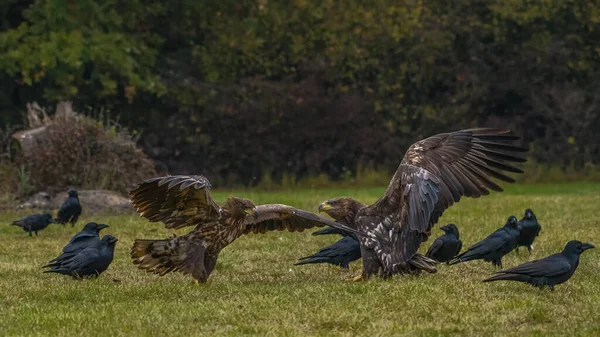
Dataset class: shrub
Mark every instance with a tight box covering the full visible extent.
[14,103,156,195]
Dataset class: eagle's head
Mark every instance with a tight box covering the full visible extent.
[224,197,257,219]
[318,197,363,223]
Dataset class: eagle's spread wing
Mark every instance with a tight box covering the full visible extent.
[373,128,527,262]
[129,175,221,230]
[243,204,364,236]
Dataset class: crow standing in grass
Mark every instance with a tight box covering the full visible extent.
[12,213,55,236]
[449,216,521,269]
[425,224,462,263]
[43,222,109,268]
[44,235,118,279]
[295,236,362,270]
[56,189,82,226]
[516,208,541,254]
[484,240,594,290]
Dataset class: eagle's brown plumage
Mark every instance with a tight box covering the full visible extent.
[129,175,362,283]
[318,128,528,279]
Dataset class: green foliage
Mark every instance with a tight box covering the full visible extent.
[0,0,165,101]
[1,185,600,336]
[1,1,600,184]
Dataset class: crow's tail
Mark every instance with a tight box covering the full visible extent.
[483,273,531,283]
[294,256,332,266]
[312,227,347,237]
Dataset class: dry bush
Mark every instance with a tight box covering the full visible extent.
[15,103,156,195]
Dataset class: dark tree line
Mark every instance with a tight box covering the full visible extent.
[1,0,599,185]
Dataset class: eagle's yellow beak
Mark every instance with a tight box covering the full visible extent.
[244,208,256,215]
[318,202,333,212]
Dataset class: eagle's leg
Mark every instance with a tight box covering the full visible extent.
[354,247,381,281]
[204,254,219,279]
[193,253,219,285]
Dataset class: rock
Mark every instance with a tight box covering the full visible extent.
[20,190,133,214]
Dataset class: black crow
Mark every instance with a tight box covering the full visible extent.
[515,208,541,254]
[12,213,55,236]
[449,216,521,269]
[484,240,594,290]
[43,222,109,268]
[295,236,361,269]
[56,189,82,226]
[44,235,118,279]
[426,223,462,263]
[312,226,351,237]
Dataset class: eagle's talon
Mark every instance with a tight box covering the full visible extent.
[352,274,364,282]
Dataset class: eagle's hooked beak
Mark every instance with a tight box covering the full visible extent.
[318,202,333,212]
[244,208,257,215]
[582,243,595,251]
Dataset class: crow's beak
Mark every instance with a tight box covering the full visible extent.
[582,243,595,251]
[318,202,332,212]
[244,208,256,215]
[97,224,109,231]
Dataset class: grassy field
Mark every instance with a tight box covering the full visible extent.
[1,183,599,336]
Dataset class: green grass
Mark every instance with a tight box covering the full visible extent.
[1,183,600,336]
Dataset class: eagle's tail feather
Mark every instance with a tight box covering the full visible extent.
[131,236,207,280]
[408,254,438,273]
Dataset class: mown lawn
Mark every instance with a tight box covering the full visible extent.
[1,184,599,336]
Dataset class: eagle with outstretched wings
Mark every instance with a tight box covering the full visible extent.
[129,175,362,283]
[317,128,528,280]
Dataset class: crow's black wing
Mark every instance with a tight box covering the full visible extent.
[494,253,571,277]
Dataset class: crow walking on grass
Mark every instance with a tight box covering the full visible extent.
[44,235,118,279]
[56,189,82,226]
[484,240,594,290]
[449,216,521,269]
[516,208,541,254]
[12,213,55,237]
[426,223,462,263]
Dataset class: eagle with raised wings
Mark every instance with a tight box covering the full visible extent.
[317,128,528,280]
[129,175,362,283]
